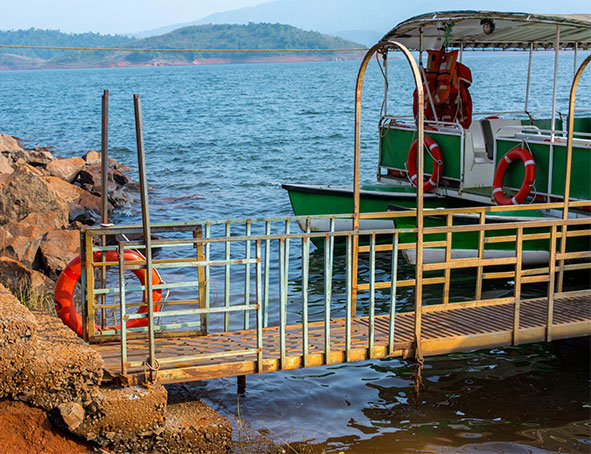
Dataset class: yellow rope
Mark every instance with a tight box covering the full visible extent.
[0,44,367,53]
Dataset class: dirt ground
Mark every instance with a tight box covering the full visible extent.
[0,399,92,454]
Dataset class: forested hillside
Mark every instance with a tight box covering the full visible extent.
[0,23,363,70]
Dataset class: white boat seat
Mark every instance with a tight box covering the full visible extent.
[481,118,522,159]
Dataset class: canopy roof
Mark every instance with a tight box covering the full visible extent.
[381,11,591,50]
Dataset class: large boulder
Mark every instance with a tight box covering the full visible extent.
[0,153,13,175]
[46,157,85,182]
[77,165,133,208]
[0,222,47,268]
[41,175,109,224]
[0,134,24,153]
[0,165,69,225]
[39,229,80,280]
[0,257,55,297]
[83,150,132,172]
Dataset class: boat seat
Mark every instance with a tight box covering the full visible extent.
[481,118,522,160]
[467,121,490,162]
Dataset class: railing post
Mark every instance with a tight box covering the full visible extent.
[301,232,310,367]
[100,90,109,330]
[255,240,263,373]
[85,231,96,339]
[80,229,88,342]
[133,94,156,377]
[368,233,376,358]
[194,226,207,335]
[345,234,353,362]
[244,220,252,330]
[546,224,557,342]
[279,238,286,370]
[475,211,486,300]
[388,232,399,355]
[443,213,453,304]
[224,222,231,331]
[118,242,128,377]
[513,227,523,346]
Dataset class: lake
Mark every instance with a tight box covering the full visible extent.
[1,52,590,453]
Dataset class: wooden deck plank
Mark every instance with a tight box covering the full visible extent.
[91,295,591,385]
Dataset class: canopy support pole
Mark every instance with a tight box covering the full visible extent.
[547,26,560,203]
[524,43,533,113]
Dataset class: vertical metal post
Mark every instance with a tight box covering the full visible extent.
[368,233,376,358]
[547,26,560,202]
[194,226,207,334]
[459,42,464,63]
[118,242,128,376]
[263,220,271,327]
[256,239,263,373]
[475,211,486,300]
[279,238,286,369]
[100,90,109,330]
[133,94,155,374]
[345,234,353,362]
[513,227,523,346]
[224,222,231,331]
[443,213,452,304]
[85,232,96,338]
[80,230,88,341]
[204,223,211,330]
[383,52,388,115]
[573,42,578,76]
[388,233,398,354]
[524,44,533,112]
[244,220,251,330]
[301,233,309,367]
[419,27,423,67]
[324,235,332,365]
[558,54,590,292]
[546,225,557,342]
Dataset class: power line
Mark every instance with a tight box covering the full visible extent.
[0,44,367,53]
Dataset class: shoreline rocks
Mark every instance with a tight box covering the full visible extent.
[0,133,135,296]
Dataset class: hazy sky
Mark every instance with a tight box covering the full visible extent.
[1,0,589,35]
[0,0,269,34]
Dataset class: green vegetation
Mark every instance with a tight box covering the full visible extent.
[0,28,131,60]
[0,23,363,69]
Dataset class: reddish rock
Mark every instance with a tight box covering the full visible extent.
[0,257,55,296]
[39,229,80,279]
[0,166,69,225]
[82,150,101,166]
[0,134,24,152]
[0,153,13,175]
[27,149,55,167]
[77,165,132,207]
[0,222,47,268]
[46,157,85,182]
[21,209,69,231]
[82,150,132,172]
[41,175,110,224]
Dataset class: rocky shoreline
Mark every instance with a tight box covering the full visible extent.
[0,133,135,296]
[0,133,234,453]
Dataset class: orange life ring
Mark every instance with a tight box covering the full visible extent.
[54,250,162,337]
[407,136,443,192]
[492,147,536,205]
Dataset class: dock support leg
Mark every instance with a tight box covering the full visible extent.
[237,375,246,394]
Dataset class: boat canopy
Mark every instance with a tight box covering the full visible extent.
[381,11,591,50]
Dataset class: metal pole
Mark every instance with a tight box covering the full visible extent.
[558,55,591,292]
[573,42,578,76]
[133,94,156,376]
[547,26,560,203]
[100,90,109,330]
[101,90,109,224]
[524,44,533,112]
[352,40,423,354]
[459,42,464,63]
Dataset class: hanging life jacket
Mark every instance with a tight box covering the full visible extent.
[412,50,473,129]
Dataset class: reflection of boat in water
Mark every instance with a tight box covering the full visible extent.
[284,11,591,264]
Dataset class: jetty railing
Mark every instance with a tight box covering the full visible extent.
[80,200,590,381]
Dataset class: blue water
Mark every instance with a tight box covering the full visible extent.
[1,53,590,453]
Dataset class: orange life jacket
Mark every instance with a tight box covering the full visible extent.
[412,50,473,129]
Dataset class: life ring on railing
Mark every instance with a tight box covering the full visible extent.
[54,250,162,337]
[492,147,536,205]
[407,136,443,192]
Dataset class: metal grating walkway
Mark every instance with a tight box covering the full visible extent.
[92,295,591,385]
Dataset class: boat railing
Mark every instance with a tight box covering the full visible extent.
[79,200,590,379]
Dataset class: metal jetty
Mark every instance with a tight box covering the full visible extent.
[79,38,590,387]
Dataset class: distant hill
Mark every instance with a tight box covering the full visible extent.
[0,28,131,60]
[133,0,591,45]
[1,23,364,70]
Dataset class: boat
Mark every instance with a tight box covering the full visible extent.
[283,11,591,263]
